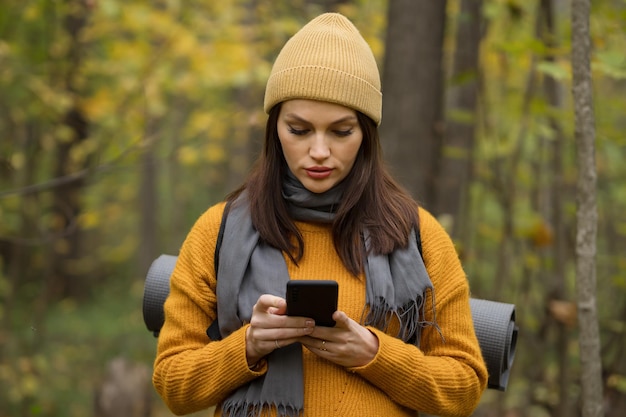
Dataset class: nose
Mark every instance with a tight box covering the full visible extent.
[309,133,330,160]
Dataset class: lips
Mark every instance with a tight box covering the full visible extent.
[305,167,333,179]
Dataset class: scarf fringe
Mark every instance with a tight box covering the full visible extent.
[363,287,442,345]
[222,400,302,417]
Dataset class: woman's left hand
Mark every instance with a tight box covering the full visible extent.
[298,310,379,368]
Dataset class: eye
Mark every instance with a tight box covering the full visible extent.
[334,129,354,137]
[288,126,309,136]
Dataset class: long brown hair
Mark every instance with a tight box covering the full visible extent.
[227,104,419,275]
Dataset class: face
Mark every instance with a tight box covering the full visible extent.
[277,99,363,194]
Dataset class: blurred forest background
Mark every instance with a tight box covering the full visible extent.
[0,0,624,416]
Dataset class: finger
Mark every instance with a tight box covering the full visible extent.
[254,294,287,315]
[251,322,315,344]
[306,311,350,339]
[250,329,313,359]
[250,312,314,332]
[248,315,315,355]
[317,339,329,351]
[274,331,315,349]
[298,334,330,349]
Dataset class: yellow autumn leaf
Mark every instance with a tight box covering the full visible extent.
[178,145,200,166]
[70,137,98,165]
[208,114,228,139]
[10,152,25,170]
[23,4,40,21]
[204,143,226,164]
[186,113,214,137]
[103,235,139,264]
[82,89,115,120]
[172,31,198,57]
[54,125,75,144]
[211,41,251,83]
[78,210,100,230]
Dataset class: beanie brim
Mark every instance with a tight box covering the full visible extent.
[264,65,382,125]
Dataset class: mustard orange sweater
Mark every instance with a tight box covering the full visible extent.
[153,203,488,417]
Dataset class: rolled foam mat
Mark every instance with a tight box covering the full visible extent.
[142,254,178,337]
[470,298,518,391]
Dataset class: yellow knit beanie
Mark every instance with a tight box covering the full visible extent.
[264,13,382,125]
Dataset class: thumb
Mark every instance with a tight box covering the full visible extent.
[332,310,351,328]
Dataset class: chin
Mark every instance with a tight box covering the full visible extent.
[302,181,334,194]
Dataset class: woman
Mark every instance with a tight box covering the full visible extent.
[153,12,488,417]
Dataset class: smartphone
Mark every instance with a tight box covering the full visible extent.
[286,280,338,327]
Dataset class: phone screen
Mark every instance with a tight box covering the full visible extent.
[286,280,338,327]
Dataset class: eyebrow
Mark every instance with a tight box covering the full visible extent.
[283,113,358,125]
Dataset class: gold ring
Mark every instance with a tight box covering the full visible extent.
[275,340,281,349]
[321,340,327,351]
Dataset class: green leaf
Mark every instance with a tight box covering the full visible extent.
[594,50,626,79]
[536,61,570,80]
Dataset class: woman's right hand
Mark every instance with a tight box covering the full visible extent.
[245,294,315,366]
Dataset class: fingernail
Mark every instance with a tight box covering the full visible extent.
[305,320,314,327]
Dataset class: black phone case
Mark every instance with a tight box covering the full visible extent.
[286,280,338,327]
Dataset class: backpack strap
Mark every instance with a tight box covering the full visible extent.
[213,199,234,278]
[415,224,423,258]
[206,199,233,341]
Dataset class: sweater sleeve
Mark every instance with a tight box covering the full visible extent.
[350,208,488,417]
[152,203,266,416]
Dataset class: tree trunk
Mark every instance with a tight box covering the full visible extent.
[435,0,483,239]
[539,1,572,416]
[571,0,604,416]
[380,0,447,207]
[226,1,264,194]
[49,0,92,299]
[139,114,158,277]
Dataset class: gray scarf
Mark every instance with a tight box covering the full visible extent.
[216,173,436,417]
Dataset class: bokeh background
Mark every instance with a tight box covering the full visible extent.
[1,0,625,416]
